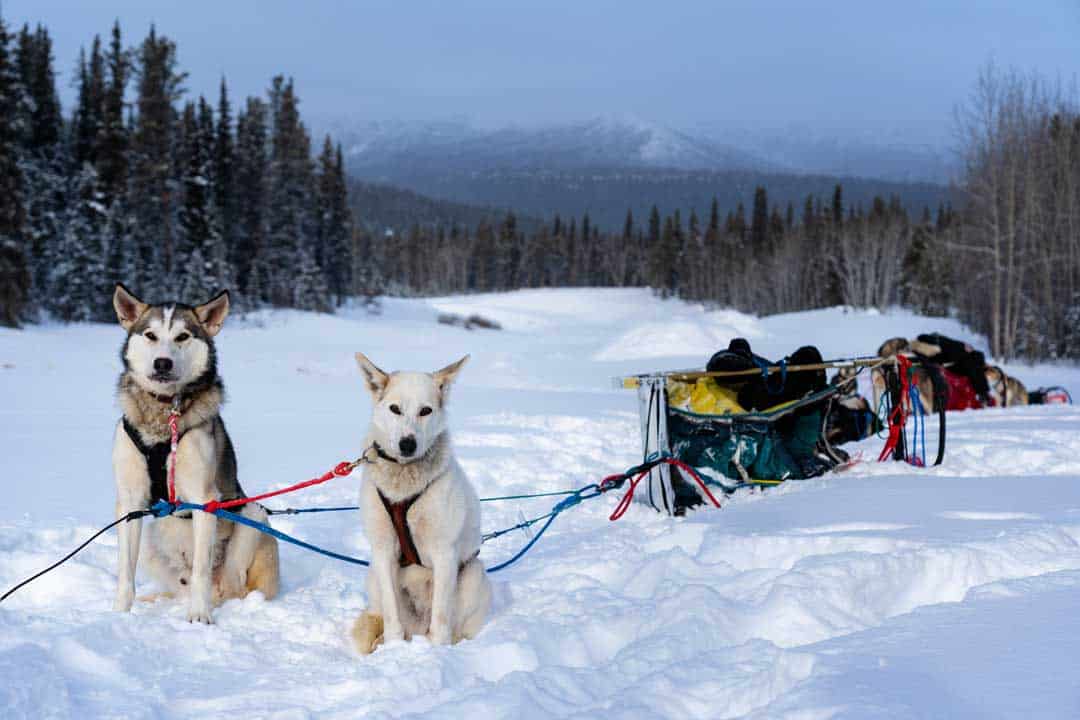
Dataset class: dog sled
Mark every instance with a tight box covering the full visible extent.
[617,342,944,516]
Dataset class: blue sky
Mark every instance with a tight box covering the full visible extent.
[4,0,1078,143]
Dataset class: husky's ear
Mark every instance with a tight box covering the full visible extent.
[113,284,148,331]
[194,290,231,337]
[433,354,469,404]
[355,352,390,397]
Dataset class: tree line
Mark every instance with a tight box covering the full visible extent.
[0,16,351,325]
[0,19,1074,365]
[357,184,953,316]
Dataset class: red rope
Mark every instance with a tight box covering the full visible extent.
[202,462,357,514]
[167,410,180,504]
[609,457,722,521]
[878,355,911,462]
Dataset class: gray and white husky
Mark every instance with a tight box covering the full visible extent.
[111,284,279,623]
[351,352,492,653]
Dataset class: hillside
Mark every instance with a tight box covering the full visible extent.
[347,178,539,235]
[336,118,958,229]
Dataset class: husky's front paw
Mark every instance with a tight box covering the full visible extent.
[113,589,134,612]
[187,597,214,624]
[382,620,405,643]
[429,622,452,645]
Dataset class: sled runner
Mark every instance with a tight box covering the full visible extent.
[617,343,937,516]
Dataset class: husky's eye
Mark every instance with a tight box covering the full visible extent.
[175,332,191,343]
[144,331,158,342]
[389,404,402,415]
[418,406,433,417]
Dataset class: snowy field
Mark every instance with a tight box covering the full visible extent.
[2,288,1079,719]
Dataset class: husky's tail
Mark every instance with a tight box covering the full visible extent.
[352,611,384,655]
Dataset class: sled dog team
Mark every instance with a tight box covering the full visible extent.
[111,284,490,653]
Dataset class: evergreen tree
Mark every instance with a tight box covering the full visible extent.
[0,14,25,248]
[750,186,769,248]
[175,98,222,303]
[15,24,64,295]
[98,22,128,204]
[19,25,61,154]
[130,26,186,291]
[832,184,844,226]
[73,37,105,168]
[0,239,30,327]
[50,165,108,320]
[214,78,236,272]
[234,96,269,299]
[495,211,517,290]
[267,76,326,309]
[316,136,352,304]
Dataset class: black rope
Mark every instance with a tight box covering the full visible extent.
[0,510,153,604]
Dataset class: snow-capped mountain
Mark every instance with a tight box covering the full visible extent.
[705,123,958,184]
[317,115,955,230]
[329,116,777,174]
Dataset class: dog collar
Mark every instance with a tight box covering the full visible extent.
[371,442,401,465]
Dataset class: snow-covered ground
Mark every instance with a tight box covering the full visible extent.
[1,288,1078,719]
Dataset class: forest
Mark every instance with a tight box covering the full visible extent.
[0,15,1077,362]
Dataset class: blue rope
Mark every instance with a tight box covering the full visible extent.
[753,357,788,395]
[149,478,616,575]
[152,501,371,566]
[484,486,602,573]
[907,379,927,466]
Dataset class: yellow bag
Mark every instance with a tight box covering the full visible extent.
[667,378,745,415]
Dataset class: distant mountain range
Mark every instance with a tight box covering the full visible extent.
[329,117,959,230]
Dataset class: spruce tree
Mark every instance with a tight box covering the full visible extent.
[98,22,128,205]
[316,136,351,304]
[50,165,108,320]
[214,78,236,276]
[175,98,226,304]
[495,211,517,290]
[16,24,65,296]
[130,26,186,292]
[750,186,769,248]
[22,25,61,154]
[234,96,269,300]
[267,76,327,309]
[0,14,25,249]
[73,37,105,168]
[0,239,30,327]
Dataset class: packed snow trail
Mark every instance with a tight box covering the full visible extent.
[2,289,1078,719]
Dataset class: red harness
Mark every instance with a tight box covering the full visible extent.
[939,367,984,411]
[377,490,422,567]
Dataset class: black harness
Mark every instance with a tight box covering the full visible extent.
[122,417,186,506]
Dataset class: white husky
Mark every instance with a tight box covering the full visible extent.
[351,352,492,654]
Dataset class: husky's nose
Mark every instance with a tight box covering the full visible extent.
[153,357,173,373]
[398,436,417,457]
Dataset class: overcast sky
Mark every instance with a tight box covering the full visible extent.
[4,0,1078,144]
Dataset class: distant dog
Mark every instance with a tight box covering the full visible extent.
[351,352,491,654]
[112,284,279,623]
[871,338,936,414]
[985,366,1028,407]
